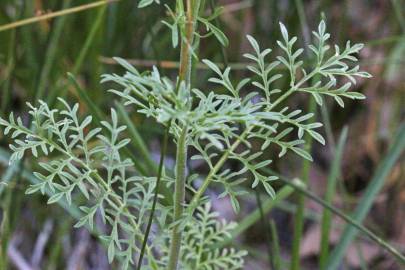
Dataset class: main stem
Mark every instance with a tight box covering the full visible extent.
[167,0,200,269]
[167,126,188,270]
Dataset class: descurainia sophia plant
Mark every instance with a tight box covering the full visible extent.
[0,0,371,269]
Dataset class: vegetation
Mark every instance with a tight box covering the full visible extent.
[0,0,404,269]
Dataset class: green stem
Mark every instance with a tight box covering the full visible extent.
[167,1,201,268]
[136,123,171,269]
[167,126,189,270]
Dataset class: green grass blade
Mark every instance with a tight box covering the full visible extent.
[290,1,315,267]
[391,0,405,32]
[0,0,118,32]
[319,127,348,269]
[0,25,17,115]
[72,6,106,74]
[0,164,16,269]
[326,123,405,269]
[137,122,170,269]
[34,0,72,103]
[255,190,273,266]
[270,220,282,270]
[48,5,107,104]
[262,167,405,264]
[216,186,294,249]
[291,98,316,270]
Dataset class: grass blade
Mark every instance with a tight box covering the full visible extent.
[216,186,294,249]
[290,1,315,267]
[291,98,316,270]
[255,190,273,266]
[34,0,72,103]
[137,123,170,269]
[270,220,282,270]
[48,5,108,104]
[261,166,405,264]
[0,0,119,32]
[326,123,405,269]
[319,127,348,269]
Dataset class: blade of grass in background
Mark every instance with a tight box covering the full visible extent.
[270,220,282,270]
[262,167,405,264]
[320,103,336,150]
[290,0,315,267]
[20,1,39,75]
[0,0,118,32]
[0,164,17,269]
[391,0,405,32]
[215,186,294,249]
[291,99,316,270]
[48,5,108,104]
[254,190,273,266]
[326,123,405,269]
[0,20,17,115]
[34,0,72,103]
[319,127,348,269]
[46,220,73,270]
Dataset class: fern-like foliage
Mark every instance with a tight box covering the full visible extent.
[157,203,247,269]
[0,99,160,268]
[104,20,370,211]
[0,20,370,269]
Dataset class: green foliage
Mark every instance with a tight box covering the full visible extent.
[0,99,159,267]
[0,15,370,269]
[158,203,247,269]
[104,21,369,211]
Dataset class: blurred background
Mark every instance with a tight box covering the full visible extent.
[0,0,404,269]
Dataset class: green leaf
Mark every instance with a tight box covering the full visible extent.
[108,241,115,263]
[47,192,64,204]
[208,22,229,47]
[202,59,222,75]
[138,0,154,8]
[279,22,289,42]
[246,35,260,53]
[291,147,313,161]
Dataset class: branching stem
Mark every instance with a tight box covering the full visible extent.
[189,67,321,211]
